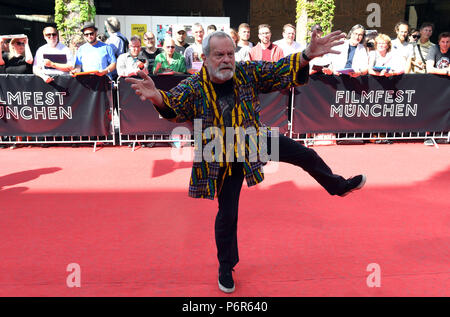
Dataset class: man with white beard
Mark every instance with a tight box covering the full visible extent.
[126,31,367,294]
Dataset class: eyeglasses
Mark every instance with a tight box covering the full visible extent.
[165,46,175,49]
[412,35,420,39]
[144,37,155,41]
[83,32,95,37]
[45,33,57,38]
[14,42,25,46]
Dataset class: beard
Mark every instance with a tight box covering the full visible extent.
[207,63,235,82]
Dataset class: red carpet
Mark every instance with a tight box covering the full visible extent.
[0,143,449,297]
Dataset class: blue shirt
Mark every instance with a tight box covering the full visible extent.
[75,41,116,73]
[345,45,357,69]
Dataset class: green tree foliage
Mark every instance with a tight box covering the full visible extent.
[296,0,335,41]
[54,0,96,46]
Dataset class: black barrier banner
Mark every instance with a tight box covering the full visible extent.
[118,75,192,135]
[258,88,290,134]
[0,74,112,136]
[293,74,450,133]
[119,75,289,135]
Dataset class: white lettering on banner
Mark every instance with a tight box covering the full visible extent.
[0,90,72,120]
[331,89,418,118]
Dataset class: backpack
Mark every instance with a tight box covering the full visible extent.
[117,34,129,55]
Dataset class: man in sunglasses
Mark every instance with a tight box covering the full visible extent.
[33,26,74,83]
[71,22,116,79]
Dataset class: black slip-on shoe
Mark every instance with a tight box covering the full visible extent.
[218,268,235,293]
[339,174,367,197]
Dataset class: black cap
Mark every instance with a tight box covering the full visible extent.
[80,22,98,33]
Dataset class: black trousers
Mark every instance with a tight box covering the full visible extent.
[215,134,347,270]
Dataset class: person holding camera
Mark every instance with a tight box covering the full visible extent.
[116,36,149,77]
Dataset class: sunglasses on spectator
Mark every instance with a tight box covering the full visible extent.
[165,46,175,48]
[14,42,25,46]
[45,33,58,38]
[144,37,155,40]
[83,32,96,37]
[412,35,420,39]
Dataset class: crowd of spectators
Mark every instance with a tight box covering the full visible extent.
[1,18,448,79]
[0,18,448,148]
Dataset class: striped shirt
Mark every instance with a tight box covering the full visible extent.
[158,52,309,200]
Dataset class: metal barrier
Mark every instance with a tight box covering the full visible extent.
[1,74,448,150]
[291,131,450,148]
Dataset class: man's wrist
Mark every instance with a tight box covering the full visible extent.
[302,50,312,62]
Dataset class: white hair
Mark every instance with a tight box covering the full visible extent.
[202,31,235,57]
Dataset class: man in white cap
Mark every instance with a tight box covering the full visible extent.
[173,25,189,55]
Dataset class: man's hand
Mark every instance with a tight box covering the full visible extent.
[125,70,162,104]
[43,59,53,68]
[43,74,54,83]
[304,30,346,60]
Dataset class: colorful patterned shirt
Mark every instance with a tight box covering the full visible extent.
[157,52,309,200]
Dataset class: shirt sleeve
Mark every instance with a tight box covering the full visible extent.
[247,52,309,94]
[106,45,117,65]
[425,45,437,62]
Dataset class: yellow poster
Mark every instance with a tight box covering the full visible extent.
[131,24,147,43]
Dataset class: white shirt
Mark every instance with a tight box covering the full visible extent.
[235,45,251,62]
[33,42,74,75]
[324,41,369,72]
[369,50,405,72]
[391,38,413,60]
[116,52,148,77]
[273,39,304,56]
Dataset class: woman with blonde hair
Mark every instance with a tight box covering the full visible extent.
[368,33,405,76]
[0,36,33,73]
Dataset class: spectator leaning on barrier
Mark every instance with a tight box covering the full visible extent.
[273,23,304,56]
[235,23,252,62]
[116,36,149,77]
[153,37,187,75]
[104,17,128,58]
[184,23,205,73]
[71,22,117,79]
[0,36,33,74]
[322,24,368,77]
[409,23,436,74]
[426,32,450,76]
[140,32,163,74]
[368,33,405,77]
[33,26,74,83]
[173,25,189,55]
[391,21,413,71]
[249,24,284,62]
